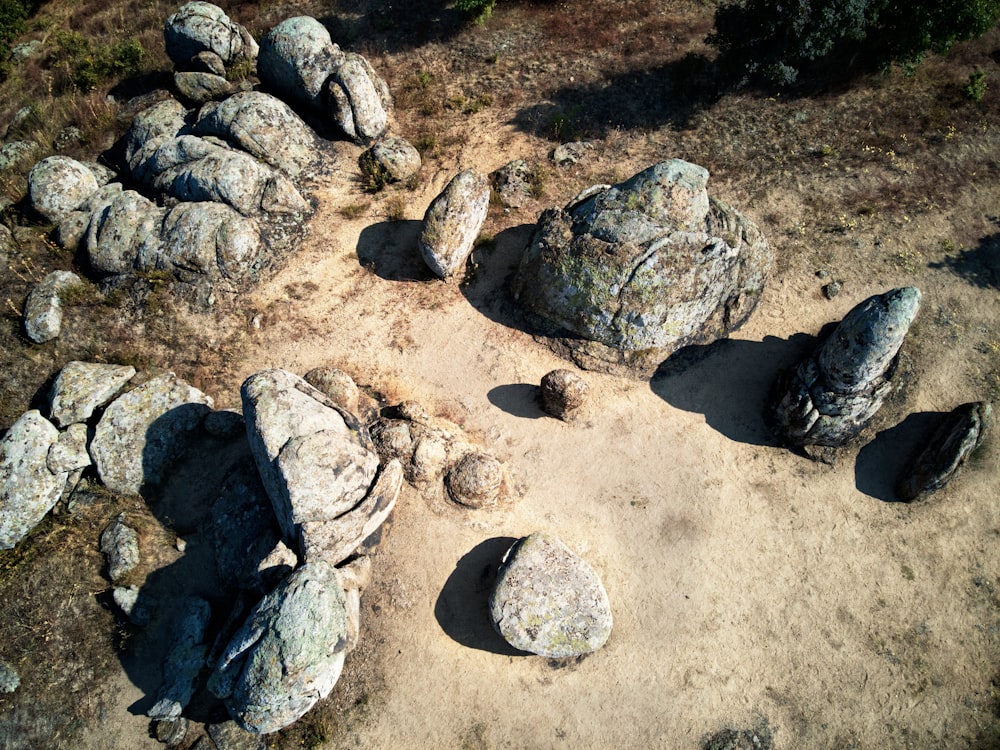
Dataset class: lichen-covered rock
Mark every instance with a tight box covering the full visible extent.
[23,270,83,343]
[241,369,380,554]
[155,201,262,280]
[164,2,258,67]
[195,91,328,178]
[771,287,921,449]
[539,369,588,421]
[446,452,505,508]
[418,169,490,280]
[174,71,235,104]
[28,156,99,222]
[124,99,190,174]
[148,598,213,720]
[490,159,534,209]
[209,561,352,734]
[100,513,140,582]
[90,373,213,494]
[489,532,612,658]
[83,189,167,275]
[897,401,991,502]
[0,659,19,693]
[304,367,360,415]
[49,362,135,428]
[0,140,39,172]
[0,411,66,549]
[513,159,771,363]
[258,17,344,106]
[359,137,420,186]
[47,423,91,474]
[326,53,392,143]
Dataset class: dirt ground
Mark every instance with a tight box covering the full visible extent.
[2,2,1000,748]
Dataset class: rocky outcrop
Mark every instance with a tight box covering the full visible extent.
[173,71,235,104]
[897,401,991,502]
[0,411,67,549]
[304,367,362,416]
[359,137,420,187]
[513,160,771,370]
[418,169,490,280]
[23,270,83,343]
[164,2,258,69]
[257,16,392,144]
[489,532,613,658]
[491,159,535,209]
[90,373,214,495]
[771,287,921,451]
[539,369,588,421]
[209,561,353,734]
[27,156,100,222]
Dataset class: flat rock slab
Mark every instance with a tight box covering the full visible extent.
[490,532,612,658]
[0,411,66,549]
[90,373,213,495]
[48,361,136,428]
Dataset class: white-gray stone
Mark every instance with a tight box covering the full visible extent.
[0,660,19,693]
[49,361,137,428]
[23,270,83,344]
[47,424,92,474]
[0,411,66,549]
[418,169,490,280]
[164,2,258,67]
[100,513,140,583]
[148,598,212,719]
[90,373,213,495]
[28,156,99,222]
[257,17,345,108]
[490,532,612,658]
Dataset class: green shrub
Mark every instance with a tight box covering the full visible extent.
[50,31,146,92]
[455,0,496,23]
[709,0,1000,87]
[965,69,988,101]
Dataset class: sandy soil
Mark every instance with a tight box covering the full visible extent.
[77,118,995,750]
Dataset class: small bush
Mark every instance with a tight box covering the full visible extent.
[455,0,496,23]
[49,31,146,92]
[965,69,988,102]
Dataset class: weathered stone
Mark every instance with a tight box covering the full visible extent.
[257,17,345,107]
[23,270,83,343]
[490,159,534,208]
[298,458,403,565]
[411,434,449,483]
[195,91,327,178]
[27,156,99,222]
[155,201,262,280]
[446,452,505,508]
[418,169,490,280]
[241,369,379,549]
[154,717,188,746]
[539,369,588,421]
[190,50,227,76]
[513,160,772,362]
[771,287,921,449]
[255,540,297,590]
[90,373,213,495]
[369,419,413,464]
[0,140,39,172]
[552,141,593,167]
[0,411,65,549]
[490,532,612,658]
[210,561,352,734]
[124,100,190,176]
[47,424,91,474]
[164,2,258,67]
[304,367,361,415]
[82,189,165,276]
[897,402,991,502]
[207,719,266,750]
[113,585,153,626]
[0,659,19,693]
[53,126,83,152]
[359,137,420,186]
[148,598,212,720]
[174,71,235,104]
[100,513,140,583]
[326,53,392,143]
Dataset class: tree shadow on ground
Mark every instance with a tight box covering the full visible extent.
[854,411,943,503]
[649,333,818,447]
[511,53,724,138]
[487,383,545,419]
[929,231,1000,290]
[318,1,468,55]
[356,220,434,282]
[434,536,531,656]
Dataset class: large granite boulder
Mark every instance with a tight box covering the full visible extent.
[195,92,328,178]
[326,53,392,143]
[173,70,235,104]
[27,156,99,222]
[23,270,83,343]
[513,159,771,368]
[0,411,67,549]
[209,561,352,734]
[241,369,399,563]
[897,401,991,502]
[418,169,490,280]
[489,532,613,658]
[164,2,258,68]
[771,287,921,450]
[90,373,214,495]
[359,137,420,187]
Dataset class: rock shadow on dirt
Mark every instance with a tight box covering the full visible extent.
[356,220,434,282]
[650,334,817,446]
[460,223,542,332]
[929,230,1000,289]
[854,411,946,502]
[487,383,545,419]
[434,536,532,656]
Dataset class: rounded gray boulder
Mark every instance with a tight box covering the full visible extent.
[28,156,100,222]
[164,2,258,67]
[418,169,491,280]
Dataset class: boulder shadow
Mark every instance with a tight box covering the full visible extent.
[487,383,544,419]
[929,230,1000,290]
[854,411,945,503]
[650,333,818,447]
[356,220,433,282]
[434,537,531,656]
